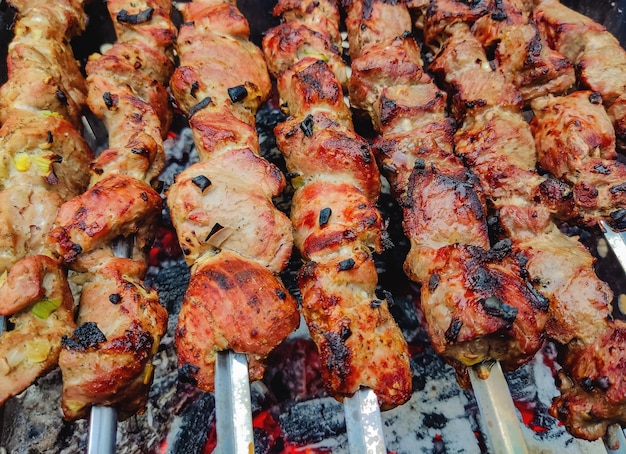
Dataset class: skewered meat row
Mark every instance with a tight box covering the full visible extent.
[263,0,412,408]
[416,0,624,440]
[534,0,626,148]
[345,0,548,386]
[167,0,299,393]
[0,0,91,406]
[46,0,172,420]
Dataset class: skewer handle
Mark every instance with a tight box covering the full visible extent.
[214,350,254,454]
[469,361,529,454]
[343,388,386,454]
[88,406,117,454]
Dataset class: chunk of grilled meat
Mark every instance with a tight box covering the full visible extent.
[531,91,626,228]
[175,250,299,392]
[265,0,412,409]
[0,0,88,128]
[168,0,299,392]
[533,0,626,146]
[262,0,348,87]
[59,256,167,420]
[551,320,626,441]
[85,0,176,185]
[167,151,293,273]
[471,0,575,101]
[0,255,75,405]
[346,0,547,378]
[49,173,163,270]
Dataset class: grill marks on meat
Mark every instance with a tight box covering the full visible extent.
[534,0,626,147]
[531,91,626,228]
[59,257,165,420]
[346,0,547,378]
[264,0,412,409]
[45,0,173,420]
[0,0,90,407]
[423,0,625,441]
[168,0,299,393]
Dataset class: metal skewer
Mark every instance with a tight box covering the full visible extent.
[469,361,528,454]
[214,350,254,453]
[344,388,387,454]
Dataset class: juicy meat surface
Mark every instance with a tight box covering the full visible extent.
[531,91,626,227]
[59,257,167,420]
[0,255,75,405]
[49,173,163,269]
[167,151,293,273]
[175,250,299,393]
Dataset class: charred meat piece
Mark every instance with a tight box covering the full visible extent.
[59,257,167,420]
[345,0,546,379]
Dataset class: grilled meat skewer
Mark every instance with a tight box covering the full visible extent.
[0,0,91,406]
[346,0,548,383]
[263,0,412,409]
[418,0,623,440]
[47,0,172,420]
[167,0,299,393]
